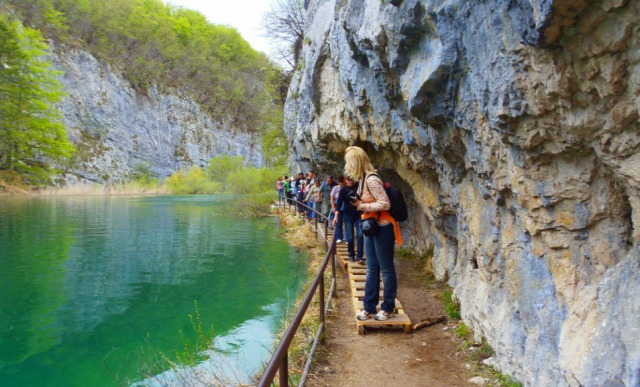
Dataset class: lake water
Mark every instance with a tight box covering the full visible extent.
[0,195,307,386]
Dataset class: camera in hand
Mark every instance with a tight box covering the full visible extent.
[348,190,360,203]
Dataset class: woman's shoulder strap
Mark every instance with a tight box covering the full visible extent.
[359,173,379,195]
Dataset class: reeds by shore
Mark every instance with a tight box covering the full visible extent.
[0,181,169,196]
[38,183,170,196]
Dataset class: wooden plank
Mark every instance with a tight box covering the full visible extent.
[350,280,365,290]
[352,290,384,298]
[348,276,380,288]
[352,295,403,306]
[346,262,367,270]
[355,313,412,334]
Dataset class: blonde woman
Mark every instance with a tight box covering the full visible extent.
[344,146,403,321]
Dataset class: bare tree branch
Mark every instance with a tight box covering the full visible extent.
[261,0,306,71]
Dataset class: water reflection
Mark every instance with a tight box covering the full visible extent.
[139,302,284,386]
[0,196,306,386]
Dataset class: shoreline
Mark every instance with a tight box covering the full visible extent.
[0,183,169,197]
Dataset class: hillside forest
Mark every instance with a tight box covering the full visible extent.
[0,0,288,186]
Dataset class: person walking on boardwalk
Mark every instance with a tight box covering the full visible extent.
[344,146,403,322]
[335,176,364,263]
[320,175,335,221]
[283,176,292,204]
[304,178,321,218]
[297,180,307,215]
[330,176,345,242]
[276,176,284,201]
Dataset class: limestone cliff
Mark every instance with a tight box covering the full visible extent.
[52,49,263,184]
[285,0,639,385]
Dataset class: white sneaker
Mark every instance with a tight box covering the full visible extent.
[375,310,394,321]
[336,239,343,243]
[357,310,373,321]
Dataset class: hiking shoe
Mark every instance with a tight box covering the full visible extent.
[357,259,365,265]
[357,310,373,321]
[375,310,394,321]
[348,256,356,262]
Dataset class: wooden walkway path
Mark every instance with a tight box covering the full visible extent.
[315,219,412,334]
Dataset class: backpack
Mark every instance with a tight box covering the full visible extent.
[364,174,408,222]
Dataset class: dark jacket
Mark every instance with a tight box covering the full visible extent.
[336,185,362,218]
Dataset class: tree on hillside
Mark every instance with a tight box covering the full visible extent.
[5,0,282,132]
[0,15,74,184]
[262,0,306,72]
[207,155,245,183]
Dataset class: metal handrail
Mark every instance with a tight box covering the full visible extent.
[258,196,337,386]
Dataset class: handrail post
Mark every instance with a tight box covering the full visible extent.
[319,274,325,325]
[331,243,336,280]
[279,353,288,387]
[324,220,328,249]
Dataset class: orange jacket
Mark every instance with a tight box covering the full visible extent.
[361,210,403,246]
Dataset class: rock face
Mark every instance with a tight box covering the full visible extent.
[285,0,639,385]
[52,49,263,184]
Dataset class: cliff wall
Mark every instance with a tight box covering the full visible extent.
[285,0,639,385]
[52,49,263,184]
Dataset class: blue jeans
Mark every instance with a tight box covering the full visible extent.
[334,212,344,241]
[343,214,363,260]
[363,223,396,314]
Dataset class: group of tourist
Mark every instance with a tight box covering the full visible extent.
[275,146,403,323]
[276,171,364,263]
[277,171,329,218]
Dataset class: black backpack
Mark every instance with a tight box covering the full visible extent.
[364,174,408,222]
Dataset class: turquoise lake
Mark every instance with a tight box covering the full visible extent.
[0,195,308,386]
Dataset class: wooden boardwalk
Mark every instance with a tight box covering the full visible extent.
[320,223,412,334]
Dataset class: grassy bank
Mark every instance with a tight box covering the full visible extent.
[36,183,170,196]
[0,170,169,196]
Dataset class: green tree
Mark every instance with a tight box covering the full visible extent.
[206,155,245,184]
[166,166,219,194]
[0,15,74,184]
[262,120,288,168]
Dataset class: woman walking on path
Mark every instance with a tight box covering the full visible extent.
[344,146,403,322]
[276,177,284,201]
[330,176,345,242]
[305,179,322,218]
[320,176,335,221]
[334,177,364,263]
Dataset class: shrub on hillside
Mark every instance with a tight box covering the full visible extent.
[166,166,219,194]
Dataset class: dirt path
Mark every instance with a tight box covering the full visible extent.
[304,255,474,387]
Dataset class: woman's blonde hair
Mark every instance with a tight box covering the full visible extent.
[344,146,376,180]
